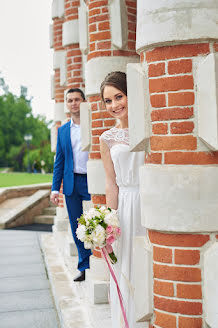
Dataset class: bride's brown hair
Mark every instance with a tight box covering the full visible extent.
[100,71,127,102]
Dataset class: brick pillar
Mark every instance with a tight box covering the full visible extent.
[135,0,218,327]
[86,0,139,209]
[52,4,66,209]
[64,0,84,90]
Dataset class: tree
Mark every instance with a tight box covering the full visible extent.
[0,80,54,171]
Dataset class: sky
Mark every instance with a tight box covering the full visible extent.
[0,0,54,121]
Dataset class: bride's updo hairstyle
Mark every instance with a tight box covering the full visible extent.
[100,71,127,103]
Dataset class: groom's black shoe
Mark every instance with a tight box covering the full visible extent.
[73,270,85,282]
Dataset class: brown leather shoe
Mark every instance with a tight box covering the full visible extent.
[73,270,85,282]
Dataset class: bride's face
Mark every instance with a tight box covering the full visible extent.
[103,85,128,120]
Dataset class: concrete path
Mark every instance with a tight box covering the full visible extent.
[0,229,60,328]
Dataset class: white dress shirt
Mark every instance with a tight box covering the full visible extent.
[52,119,89,194]
[70,119,89,174]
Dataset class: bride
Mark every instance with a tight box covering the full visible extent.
[100,71,146,328]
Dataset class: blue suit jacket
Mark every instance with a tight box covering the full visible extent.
[51,121,74,196]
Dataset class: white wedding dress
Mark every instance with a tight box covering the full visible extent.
[100,127,146,328]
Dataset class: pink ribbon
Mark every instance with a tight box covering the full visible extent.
[101,247,129,328]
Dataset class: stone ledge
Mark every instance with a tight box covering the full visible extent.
[0,183,51,204]
[0,190,50,229]
[40,233,112,328]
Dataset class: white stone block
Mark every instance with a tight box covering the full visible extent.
[109,0,128,49]
[52,228,68,254]
[54,102,65,122]
[64,89,70,114]
[62,20,79,47]
[88,255,110,281]
[87,160,106,195]
[52,0,64,19]
[78,3,88,54]
[53,50,67,86]
[83,200,94,212]
[58,0,64,18]
[51,124,57,153]
[127,63,150,152]
[82,54,87,80]
[197,53,218,150]
[56,205,69,220]
[65,235,78,257]
[54,216,69,231]
[53,50,64,70]
[204,242,218,327]
[51,75,55,100]
[85,56,139,97]
[52,0,58,18]
[60,53,67,86]
[140,164,218,232]
[133,236,152,322]
[80,103,91,151]
[88,280,109,304]
[49,24,53,48]
[136,0,218,51]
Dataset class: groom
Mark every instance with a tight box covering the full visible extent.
[50,88,91,282]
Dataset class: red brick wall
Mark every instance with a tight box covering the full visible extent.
[149,231,210,328]
[141,42,218,165]
[88,0,137,61]
[65,0,84,89]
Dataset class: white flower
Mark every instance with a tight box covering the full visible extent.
[76,225,86,242]
[92,224,106,247]
[84,241,93,249]
[85,208,100,220]
[99,206,111,216]
[104,210,119,227]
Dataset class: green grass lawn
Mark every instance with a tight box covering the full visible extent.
[0,172,53,187]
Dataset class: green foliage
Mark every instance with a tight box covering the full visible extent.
[0,172,52,188]
[0,82,54,172]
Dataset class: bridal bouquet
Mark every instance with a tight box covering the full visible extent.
[76,206,121,263]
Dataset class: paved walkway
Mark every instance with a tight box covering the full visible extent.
[0,229,60,328]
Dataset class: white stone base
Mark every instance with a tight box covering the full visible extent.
[140,164,218,232]
[87,280,109,304]
[88,255,110,281]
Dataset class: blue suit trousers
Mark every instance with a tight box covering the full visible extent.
[65,174,92,272]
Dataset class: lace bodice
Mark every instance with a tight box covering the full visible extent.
[100,127,129,149]
[100,127,145,188]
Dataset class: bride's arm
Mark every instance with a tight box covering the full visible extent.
[100,138,119,210]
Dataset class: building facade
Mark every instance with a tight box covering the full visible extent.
[50,0,218,327]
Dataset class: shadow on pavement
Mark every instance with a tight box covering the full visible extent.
[6,224,53,232]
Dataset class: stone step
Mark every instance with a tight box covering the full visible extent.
[42,207,56,215]
[34,215,54,225]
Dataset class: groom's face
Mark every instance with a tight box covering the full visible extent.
[66,92,84,116]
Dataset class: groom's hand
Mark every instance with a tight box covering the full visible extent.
[50,193,59,206]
